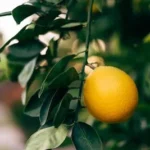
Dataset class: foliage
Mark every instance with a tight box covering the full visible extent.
[0,0,150,150]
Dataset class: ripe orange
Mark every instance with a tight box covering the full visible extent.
[83,66,138,123]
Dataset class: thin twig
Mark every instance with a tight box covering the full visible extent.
[0,11,11,17]
[76,50,86,56]
[75,0,94,121]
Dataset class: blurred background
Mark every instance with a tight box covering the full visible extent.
[0,0,150,150]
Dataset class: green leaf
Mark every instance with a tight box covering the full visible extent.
[48,19,83,31]
[0,11,11,17]
[25,124,68,150]
[44,0,63,4]
[34,10,60,35]
[8,40,45,59]
[48,38,59,57]
[23,69,47,107]
[7,54,36,65]
[18,57,37,88]
[40,90,57,125]
[53,93,72,128]
[0,25,27,53]
[39,54,76,97]
[35,10,60,26]
[24,90,42,117]
[64,110,76,126]
[16,24,36,41]
[48,67,79,89]
[61,22,84,29]
[72,122,103,150]
[12,4,38,24]
[40,88,68,125]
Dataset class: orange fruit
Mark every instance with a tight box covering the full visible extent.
[83,66,138,123]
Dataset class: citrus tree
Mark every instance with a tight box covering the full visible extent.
[0,0,150,150]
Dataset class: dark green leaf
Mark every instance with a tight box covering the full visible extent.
[50,19,72,29]
[7,54,36,65]
[25,125,68,150]
[48,67,79,89]
[72,122,103,150]
[48,38,59,57]
[30,0,63,5]
[53,93,72,128]
[24,70,47,116]
[45,0,63,4]
[35,10,60,26]
[40,88,68,125]
[48,19,83,31]
[0,11,11,17]
[40,90,57,125]
[24,90,42,117]
[16,24,36,41]
[8,39,45,59]
[39,54,75,97]
[34,10,60,35]
[64,110,76,126]
[0,25,28,53]
[18,57,37,87]
[61,22,84,29]
[39,121,53,130]
[12,4,38,24]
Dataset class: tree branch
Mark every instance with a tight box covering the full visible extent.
[0,11,11,17]
[75,0,94,121]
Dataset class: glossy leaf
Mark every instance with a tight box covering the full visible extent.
[39,54,75,97]
[23,69,46,104]
[40,90,57,125]
[49,19,83,31]
[64,110,76,126]
[53,93,72,128]
[61,22,84,29]
[12,4,38,24]
[18,57,37,88]
[24,90,42,117]
[45,0,63,4]
[48,38,59,57]
[72,122,103,150]
[0,25,28,53]
[24,69,47,116]
[16,24,36,41]
[40,88,68,125]
[8,40,45,59]
[26,124,68,150]
[7,54,36,65]
[48,67,79,89]
[35,10,60,26]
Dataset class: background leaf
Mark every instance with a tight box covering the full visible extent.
[40,88,68,125]
[26,124,68,150]
[72,122,103,150]
[12,4,38,24]
[24,90,42,117]
[8,40,45,59]
[48,67,79,89]
[53,93,72,127]
[18,57,37,88]
[39,54,76,96]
